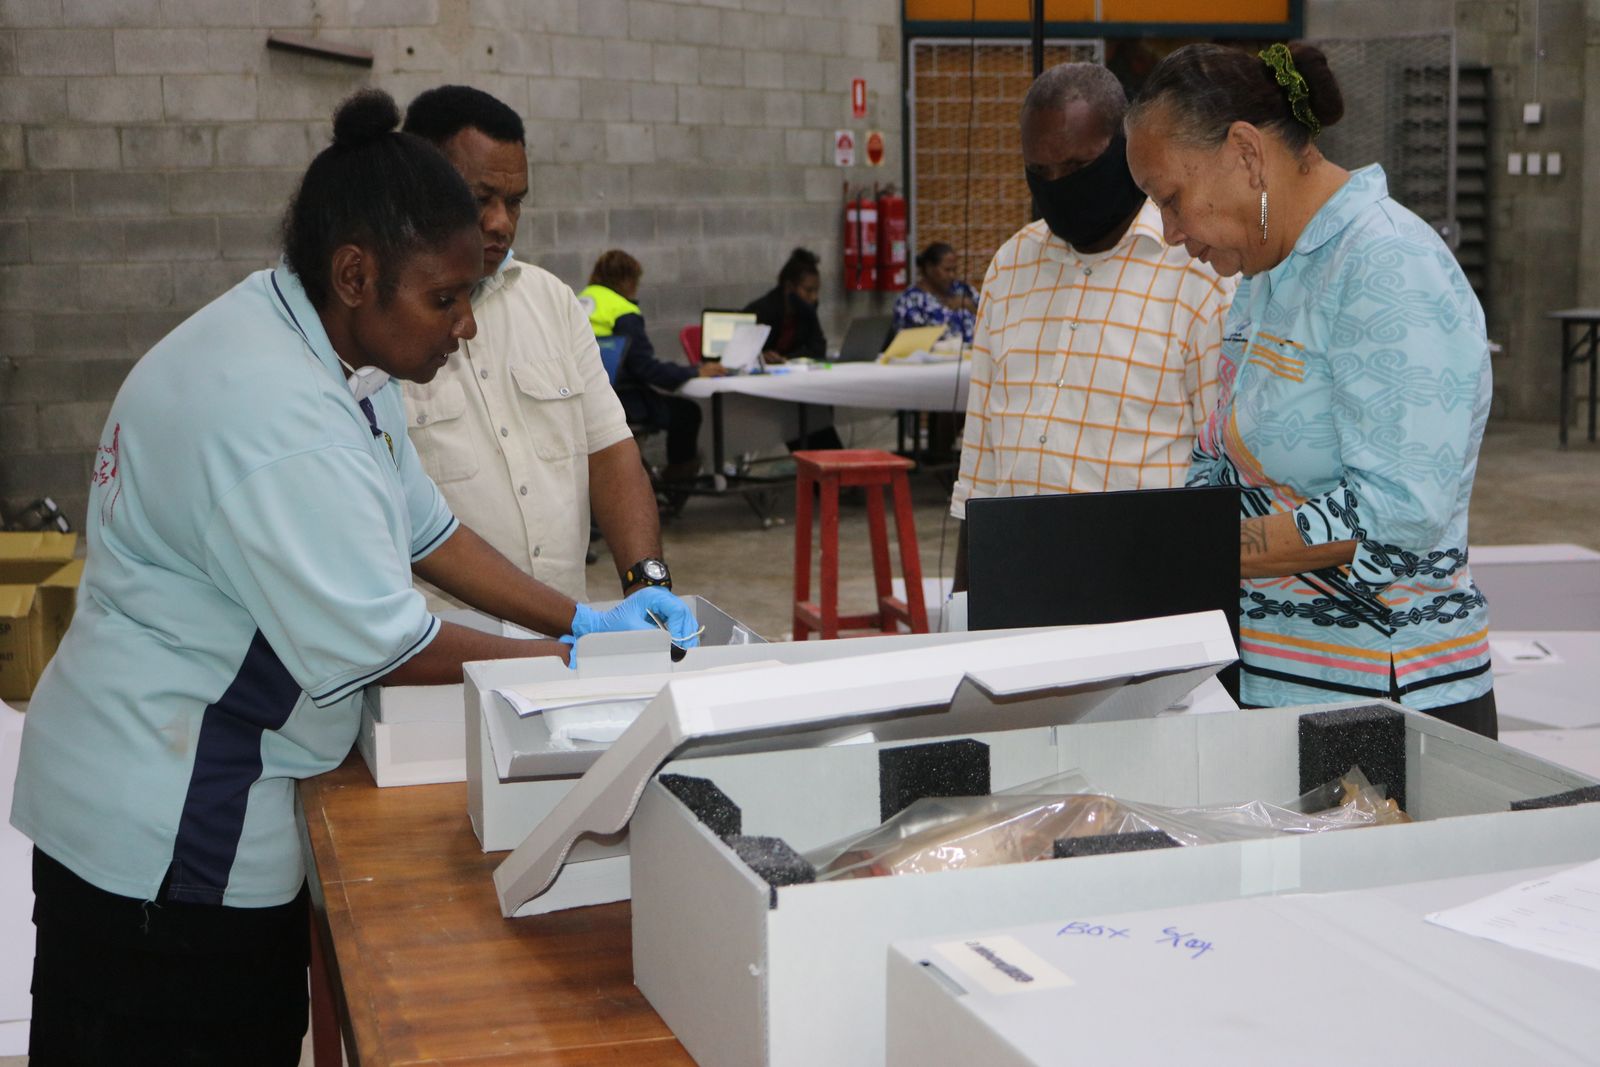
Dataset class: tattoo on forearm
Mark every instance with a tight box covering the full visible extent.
[1241,521,1270,558]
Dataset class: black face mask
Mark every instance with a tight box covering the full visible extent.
[1025,133,1147,250]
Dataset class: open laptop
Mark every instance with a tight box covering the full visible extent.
[700,309,759,361]
[837,314,896,362]
[965,485,1241,698]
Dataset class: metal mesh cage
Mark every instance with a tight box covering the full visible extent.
[909,38,1104,284]
[1308,33,1458,240]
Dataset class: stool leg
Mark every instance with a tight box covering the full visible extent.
[864,482,896,632]
[890,471,929,633]
[793,471,814,640]
[819,474,841,639]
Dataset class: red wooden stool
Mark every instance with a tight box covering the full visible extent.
[792,449,929,640]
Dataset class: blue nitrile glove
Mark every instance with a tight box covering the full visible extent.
[560,634,578,670]
[569,586,701,649]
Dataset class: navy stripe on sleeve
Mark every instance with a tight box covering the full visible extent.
[165,629,303,905]
[308,614,441,707]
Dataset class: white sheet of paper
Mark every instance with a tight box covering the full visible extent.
[1425,858,1600,972]
[1490,637,1564,665]
[720,322,771,373]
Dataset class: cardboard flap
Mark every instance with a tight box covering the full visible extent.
[0,531,76,579]
[493,611,1236,916]
[0,584,40,618]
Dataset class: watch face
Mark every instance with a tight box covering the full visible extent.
[642,559,668,581]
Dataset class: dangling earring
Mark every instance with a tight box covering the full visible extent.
[1259,189,1269,245]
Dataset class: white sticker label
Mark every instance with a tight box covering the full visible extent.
[932,935,1073,996]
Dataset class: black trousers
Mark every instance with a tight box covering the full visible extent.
[29,848,309,1067]
[621,389,702,465]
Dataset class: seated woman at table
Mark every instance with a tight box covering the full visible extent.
[745,247,827,363]
[1125,42,1497,736]
[579,249,724,484]
[893,241,979,344]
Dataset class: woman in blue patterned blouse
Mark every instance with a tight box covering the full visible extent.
[893,242,979,344]
[1126,42,1497,737]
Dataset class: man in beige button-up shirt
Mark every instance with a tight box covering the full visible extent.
[401,87,664,605]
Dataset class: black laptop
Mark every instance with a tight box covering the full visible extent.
[965,485,1241,698]
[836,314,896,362]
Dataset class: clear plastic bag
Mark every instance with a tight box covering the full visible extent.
[805,766,1407,881]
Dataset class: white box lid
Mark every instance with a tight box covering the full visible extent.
[493,610,1236,915]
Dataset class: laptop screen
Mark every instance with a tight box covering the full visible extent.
[701,310,759,360]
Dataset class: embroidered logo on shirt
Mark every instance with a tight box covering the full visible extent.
[92,422,124,524]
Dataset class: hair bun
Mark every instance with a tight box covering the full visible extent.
[331,88,402,149]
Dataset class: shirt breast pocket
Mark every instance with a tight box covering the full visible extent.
[511,361,587,460]
[407,380,479,484]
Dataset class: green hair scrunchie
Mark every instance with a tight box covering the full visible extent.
[1259,43,1321,137]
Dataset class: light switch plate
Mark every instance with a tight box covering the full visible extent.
[1523,102,1543,124]
[1547,152,1563,175]
[1507,152,1523,175]
[1527,152,1543,176]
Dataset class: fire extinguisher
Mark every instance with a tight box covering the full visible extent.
[875,185,908,291]
[843,188,878,292]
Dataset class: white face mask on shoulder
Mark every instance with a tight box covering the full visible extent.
[338,359,391,403]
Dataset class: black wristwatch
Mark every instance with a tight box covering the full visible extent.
[623,557,672,592]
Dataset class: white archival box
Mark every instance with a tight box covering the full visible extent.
[1470,542,1600,630]
[463,619,1079,892]
[360,598,757,788]
[885,863,1600,1066]
[482,606,1600,1067]
[358,608,526,787]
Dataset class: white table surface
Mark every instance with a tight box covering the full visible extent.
[678,359,971,412]
[1490,630,1600,730]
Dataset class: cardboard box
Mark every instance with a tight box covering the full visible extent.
[0,533,81,701]
[887,864,1600,1066]
[487,608,1599,1066]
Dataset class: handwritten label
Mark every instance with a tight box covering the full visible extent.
[1057,921,1217,960]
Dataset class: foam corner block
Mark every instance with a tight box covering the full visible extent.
[1510,785,1600,811]
[1053,830,1181,858]
[723,834,816,908]
[1298,703,1406,811]
[878,738,990,823]
[659,773,742,837]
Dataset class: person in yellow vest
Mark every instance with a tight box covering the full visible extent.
[579,250,724,484]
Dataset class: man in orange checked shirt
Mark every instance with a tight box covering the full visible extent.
[951,63,1235,590]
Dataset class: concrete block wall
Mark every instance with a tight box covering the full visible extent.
[1307,0,1599,425]
[0,0,903,527]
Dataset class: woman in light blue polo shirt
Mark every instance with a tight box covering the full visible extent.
[1125,43,1496,736]
[12,89,697,1065]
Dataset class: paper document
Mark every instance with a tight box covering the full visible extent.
[1490,638,1563,666]
[720,322,771,373]
[1425,858,1600,972]
[878,324,945,362]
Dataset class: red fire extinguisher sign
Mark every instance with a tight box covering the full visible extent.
[851,78,867,119]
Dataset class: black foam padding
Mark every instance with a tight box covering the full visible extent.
[1053,831,1181,858]
[659,773,741,837]
[878,738,990,823]
[1511,785,1600,811]
[1298,704,1407,811]
[724,835,816,907]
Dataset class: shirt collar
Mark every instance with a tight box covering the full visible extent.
[473,248,522,304]
[1290,163,1388,257]
[268,259,345,386]
[1037,197,1165,262]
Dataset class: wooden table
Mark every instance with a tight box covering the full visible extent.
[298,753,692,1066]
